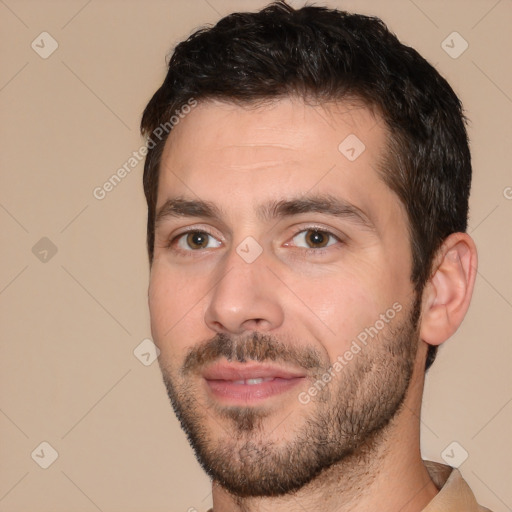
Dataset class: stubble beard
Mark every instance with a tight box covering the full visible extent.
[160,296,421,498]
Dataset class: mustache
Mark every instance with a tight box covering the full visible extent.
[182,332,324,375]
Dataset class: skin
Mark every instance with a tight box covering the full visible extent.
[148,97,478,512]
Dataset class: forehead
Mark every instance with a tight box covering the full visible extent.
[160,97,384,167]
[156,96,397,223]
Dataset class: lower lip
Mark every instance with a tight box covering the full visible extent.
[205,377,305,404]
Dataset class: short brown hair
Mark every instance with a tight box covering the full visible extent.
[140,1,472,370]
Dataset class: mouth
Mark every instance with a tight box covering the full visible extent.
[202,361,307,405]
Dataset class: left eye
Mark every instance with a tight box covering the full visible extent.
[290,229,338,249]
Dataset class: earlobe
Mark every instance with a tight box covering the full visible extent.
[420,233,478,346]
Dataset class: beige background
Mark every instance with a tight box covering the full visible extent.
[0,0,511,511]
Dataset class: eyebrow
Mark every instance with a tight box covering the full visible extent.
[155,197,222,226]
[155,194,375,230]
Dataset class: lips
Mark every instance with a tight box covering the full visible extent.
[202,362,306,404]
[202,362,305,381]
[232,377,274,385]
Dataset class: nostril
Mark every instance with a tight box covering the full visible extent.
[211,320,226,331]
[242,318,268,330]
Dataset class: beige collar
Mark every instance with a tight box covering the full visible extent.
[205,461,491,512]
[422,460,491,512]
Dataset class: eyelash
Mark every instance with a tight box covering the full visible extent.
[166,225,343,256]
[165,227,218,256]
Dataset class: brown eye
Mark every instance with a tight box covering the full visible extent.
[174,231,221,251]
[305,230,329,248]
[290,229,338,250]
[186,232,209,249]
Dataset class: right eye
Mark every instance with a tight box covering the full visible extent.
[173,231,222,251]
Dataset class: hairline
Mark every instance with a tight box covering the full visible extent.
[149,93,412,262]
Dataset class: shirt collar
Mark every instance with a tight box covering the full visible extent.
[205,461,490,512]
[422,460,491,512]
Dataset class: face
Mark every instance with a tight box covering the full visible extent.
[149,97,421,497]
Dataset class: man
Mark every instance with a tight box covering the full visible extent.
[140,2,489,511]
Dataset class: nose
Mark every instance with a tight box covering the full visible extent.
[204,247,285,335]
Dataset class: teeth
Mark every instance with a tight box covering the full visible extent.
[246,378,264,385]
[232,378,273,385]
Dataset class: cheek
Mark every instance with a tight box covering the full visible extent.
[148,265,206,356]
[285,262,404,361]
[283,272,377,353]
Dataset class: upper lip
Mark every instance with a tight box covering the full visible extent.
[202,361,306,381]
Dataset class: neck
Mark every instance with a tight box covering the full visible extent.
[211,358,438,512]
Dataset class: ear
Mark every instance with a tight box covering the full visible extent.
[420,232,478,346]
